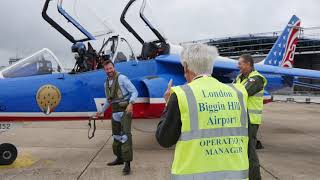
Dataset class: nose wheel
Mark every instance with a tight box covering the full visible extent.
[0,143,18,165]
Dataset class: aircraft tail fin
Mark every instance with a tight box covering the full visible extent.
[264,15,301,68]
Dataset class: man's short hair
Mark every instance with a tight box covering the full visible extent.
[181,44,219,75]
[102,60,114,67]
[240,54,254,67]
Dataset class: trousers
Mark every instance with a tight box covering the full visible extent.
[249,124,261,180]
[111,112,133,162]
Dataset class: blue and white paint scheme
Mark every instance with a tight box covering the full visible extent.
[0,0,319,122]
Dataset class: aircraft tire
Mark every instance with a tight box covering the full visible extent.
[0,143,18,165]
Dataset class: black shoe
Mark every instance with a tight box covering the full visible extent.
[256,140,264,149]
[122,162,131,175]
[107,157,124,166]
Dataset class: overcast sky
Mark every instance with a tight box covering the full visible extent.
[0,0,319,67]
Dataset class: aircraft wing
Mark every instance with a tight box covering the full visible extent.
[293,81,320,89]
[156,55,320,80]
[214,59,320,79]
[256,65,320,80]
[268,67,320,79]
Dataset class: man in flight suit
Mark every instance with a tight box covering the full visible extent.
[97,60,138,175]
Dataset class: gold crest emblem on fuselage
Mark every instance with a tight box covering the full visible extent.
[36,85,61,115]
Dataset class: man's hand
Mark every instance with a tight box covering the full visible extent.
[126,103,133,114]
[95,111,104,118]
[164,79,173,103]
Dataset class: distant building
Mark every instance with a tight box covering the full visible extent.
[182,27,320,93]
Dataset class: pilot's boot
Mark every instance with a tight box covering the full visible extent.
[122,162,131,175]
[109,140,123,166]
[107,157,124,166]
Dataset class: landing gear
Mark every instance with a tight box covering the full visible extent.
[0,143,18,165]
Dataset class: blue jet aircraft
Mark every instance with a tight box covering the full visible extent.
[0,0,319,165]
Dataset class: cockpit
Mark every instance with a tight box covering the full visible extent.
[41,0,178,74]
[0,48,65,79]
[0,34,138,78]
[99,36,136,64]
[0,0,182,78]
[41,0,140,74]
[68,35,137,73]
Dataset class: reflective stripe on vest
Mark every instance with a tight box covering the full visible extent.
[235,70,267,124]
[171,77,249,179]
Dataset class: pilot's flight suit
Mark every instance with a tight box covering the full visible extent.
[101,72,138,162]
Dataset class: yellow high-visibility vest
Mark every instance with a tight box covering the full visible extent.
[170,76,249,180]
[235,70,267,124]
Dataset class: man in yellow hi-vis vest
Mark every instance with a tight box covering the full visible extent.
[235,54,267,180]
[156,44,250,180]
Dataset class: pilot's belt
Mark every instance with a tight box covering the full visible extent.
[110,94,130,104]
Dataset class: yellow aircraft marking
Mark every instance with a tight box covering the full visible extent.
[0,152,37,169]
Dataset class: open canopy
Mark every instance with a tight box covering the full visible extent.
[43,0,115,43]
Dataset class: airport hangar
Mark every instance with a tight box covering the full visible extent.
[184,27,320,93]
